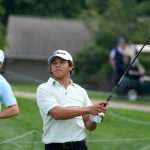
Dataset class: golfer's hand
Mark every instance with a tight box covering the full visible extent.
[92,112,105,124]
[89,102,108,115]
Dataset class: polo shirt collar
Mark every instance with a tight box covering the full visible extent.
[48,77,75,86]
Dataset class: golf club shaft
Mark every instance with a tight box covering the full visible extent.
[106,36,150,102]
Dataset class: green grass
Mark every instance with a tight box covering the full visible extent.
[87,108,150,150]
[12,84,37,93]
[87,90,122,101]
[0,97,44,150]
[11,84,150,106]
[0,97,150,150]
[10,84,135,101]
[87,90,150,105]
[87,90,112,100]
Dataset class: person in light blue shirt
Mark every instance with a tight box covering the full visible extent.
[0,49,19,119]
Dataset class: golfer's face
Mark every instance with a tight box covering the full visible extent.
[120,42,126,49]
[51,57,72,79]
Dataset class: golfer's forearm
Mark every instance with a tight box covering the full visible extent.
[85,120,97,131]
[49,106,91,120]
[82,115,97,131]
[0,105,19,119]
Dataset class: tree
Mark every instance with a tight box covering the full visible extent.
[74,0,150,82]
[0,0,99,47]
[0,2,6,48]
[0,0,95,22]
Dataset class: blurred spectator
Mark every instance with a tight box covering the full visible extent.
[0,49,19,119]
[110,37,126,85]
[127,55,145,79]
[124,41,145,79]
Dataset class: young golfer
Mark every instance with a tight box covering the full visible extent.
[36,50,108,150]
[0,49,19,119]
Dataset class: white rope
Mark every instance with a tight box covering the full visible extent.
[0,130,36,144]
[108,111,150,125]
[33,130,42,135]
[6,70,44,84]
[0,141,42,144]
[138,145,150,150]
[1,129,150,146]
[87,137,150,142]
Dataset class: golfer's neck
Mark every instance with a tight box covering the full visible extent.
[55,76,71,89]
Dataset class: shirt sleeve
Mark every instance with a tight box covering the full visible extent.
[36,85,58,116]
[81,88,97,120]
[110,49,116,59]
[81,88,93,107]
[1,80,17,107]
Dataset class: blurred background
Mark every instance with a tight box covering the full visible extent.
[0,0,149,91]
[0,0,150,150]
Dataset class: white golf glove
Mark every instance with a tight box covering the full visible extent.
[92,112,105,124]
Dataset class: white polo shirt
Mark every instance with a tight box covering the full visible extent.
[110,47,124,58]
[36,77,92,144]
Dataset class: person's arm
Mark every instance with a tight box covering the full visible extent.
[110,49,116,70]
[110,58,116,70]
[82,102,107,131]
[0,77,19,119]
[48,102,108,120]
[0,104,19,119]
[82,114,97,131]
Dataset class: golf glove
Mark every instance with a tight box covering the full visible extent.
[92,112,105,124]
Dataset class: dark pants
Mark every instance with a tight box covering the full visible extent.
[45,140,88,150]
[112,70,123,86]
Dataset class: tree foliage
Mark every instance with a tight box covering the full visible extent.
[0,0,98,48]
[74,0,150,81]
[0,0,94,22]
[74,42,111,82]
[0,0,149,76]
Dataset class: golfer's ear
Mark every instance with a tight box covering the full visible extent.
[70,63,74,70]
[70,66,74,71]
[48,64,52,73]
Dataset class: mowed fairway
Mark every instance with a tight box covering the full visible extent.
[87,108,150,150]
[0,97,44,150]
[0,95,150,150]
